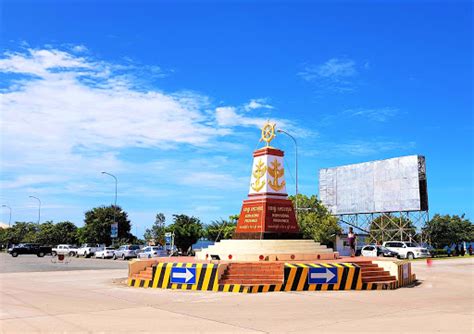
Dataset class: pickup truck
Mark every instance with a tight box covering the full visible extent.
[52,244,78,256]
[77,244,104,258]
[8,243,52,257]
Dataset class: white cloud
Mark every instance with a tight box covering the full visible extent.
[344,107,399,122]
[72,45,88,53]
[298,58,361,92]
[0,48,230,172]
[216,106,265,127]
[1,46,312,208]
[244,98,274,111]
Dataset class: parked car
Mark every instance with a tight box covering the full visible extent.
[382,241,430,260]
[7,243,52,257]
[137,246,168,259]
[112,245,140,260]
[361,245,398,257]
[95,247,115,259]
[77,244,104,258]
[52,244,78,256]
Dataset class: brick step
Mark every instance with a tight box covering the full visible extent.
[360,266,384,272]
[145,267,153,272]
[222,274,283,279]
[220,279,283,285]
[228,264,283,269]
[133,273,152,279]
[362,275,396,283]
[135,271,153,279]
[356,263,378,268]
[228,262,283,265]
[362,270,390,277]
[370,280,397,286]
[226,269,282,274]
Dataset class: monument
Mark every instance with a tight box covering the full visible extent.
[195,121,337,261]
[234,122,301,239]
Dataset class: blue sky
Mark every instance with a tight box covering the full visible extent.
[0,1,472,236]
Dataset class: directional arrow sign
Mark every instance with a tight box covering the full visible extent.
[170,267,196,284]
[308,267,338,284]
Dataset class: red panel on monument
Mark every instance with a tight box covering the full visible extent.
[235,197,300,239]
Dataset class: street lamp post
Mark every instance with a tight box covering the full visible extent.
[1,205,12,227]
[277,129,298,220]
[101,172,118,241]
[28,196,41,224]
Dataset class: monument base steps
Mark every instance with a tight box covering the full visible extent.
[195,239,340,261]
[219,263,284,285]
[357,261,397,284]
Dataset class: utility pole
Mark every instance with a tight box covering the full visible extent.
[28,196,41,224]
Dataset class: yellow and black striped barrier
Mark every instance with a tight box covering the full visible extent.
[129,262,219,291]
[128,262,400,292]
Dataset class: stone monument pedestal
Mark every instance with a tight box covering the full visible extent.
[233,196,302,240]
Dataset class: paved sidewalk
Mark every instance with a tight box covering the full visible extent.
[0,258,472,333]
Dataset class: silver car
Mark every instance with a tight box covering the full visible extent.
[112,245,140,260]
[137,246,168,259]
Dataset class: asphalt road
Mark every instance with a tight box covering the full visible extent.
[0,252,129,273]
[0,256,472,333]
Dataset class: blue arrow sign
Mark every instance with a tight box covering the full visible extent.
[308,267,338,284]
[170,267,196,284]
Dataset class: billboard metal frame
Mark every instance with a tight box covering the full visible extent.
[337,210,429,243]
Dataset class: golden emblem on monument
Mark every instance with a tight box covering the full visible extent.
[261,121,276,147]
[251,159,266,192]
[268,158,285,191]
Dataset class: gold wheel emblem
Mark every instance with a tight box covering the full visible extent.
[261,122,276,147]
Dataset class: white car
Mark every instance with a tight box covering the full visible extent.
[361,245,398,257]
[77,244,104,258]
[95,247,115,259]
[137,246,168,259]
[382,241,430,260]
[52,244,78,256]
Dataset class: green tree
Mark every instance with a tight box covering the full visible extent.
[54,221,79,244]
[204,217,237,242]
[368,214,417,243]
[81,205,133,245]
[2,222,38,244]
[144,213,166,245]
[166,214,203,253]
[422,214,473,248]
[289,194,341,245]
[0,221,79,247]
[35,221,58,245]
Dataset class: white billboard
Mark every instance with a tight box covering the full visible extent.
[319,155,428,215]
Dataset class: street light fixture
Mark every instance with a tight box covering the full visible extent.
[28,196,41,224]
[101,171,118,240]
[277,129,298,220]
[1,205,12,227]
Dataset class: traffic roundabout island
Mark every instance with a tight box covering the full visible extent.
[128,122,417,293]
[128,257,416,293]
